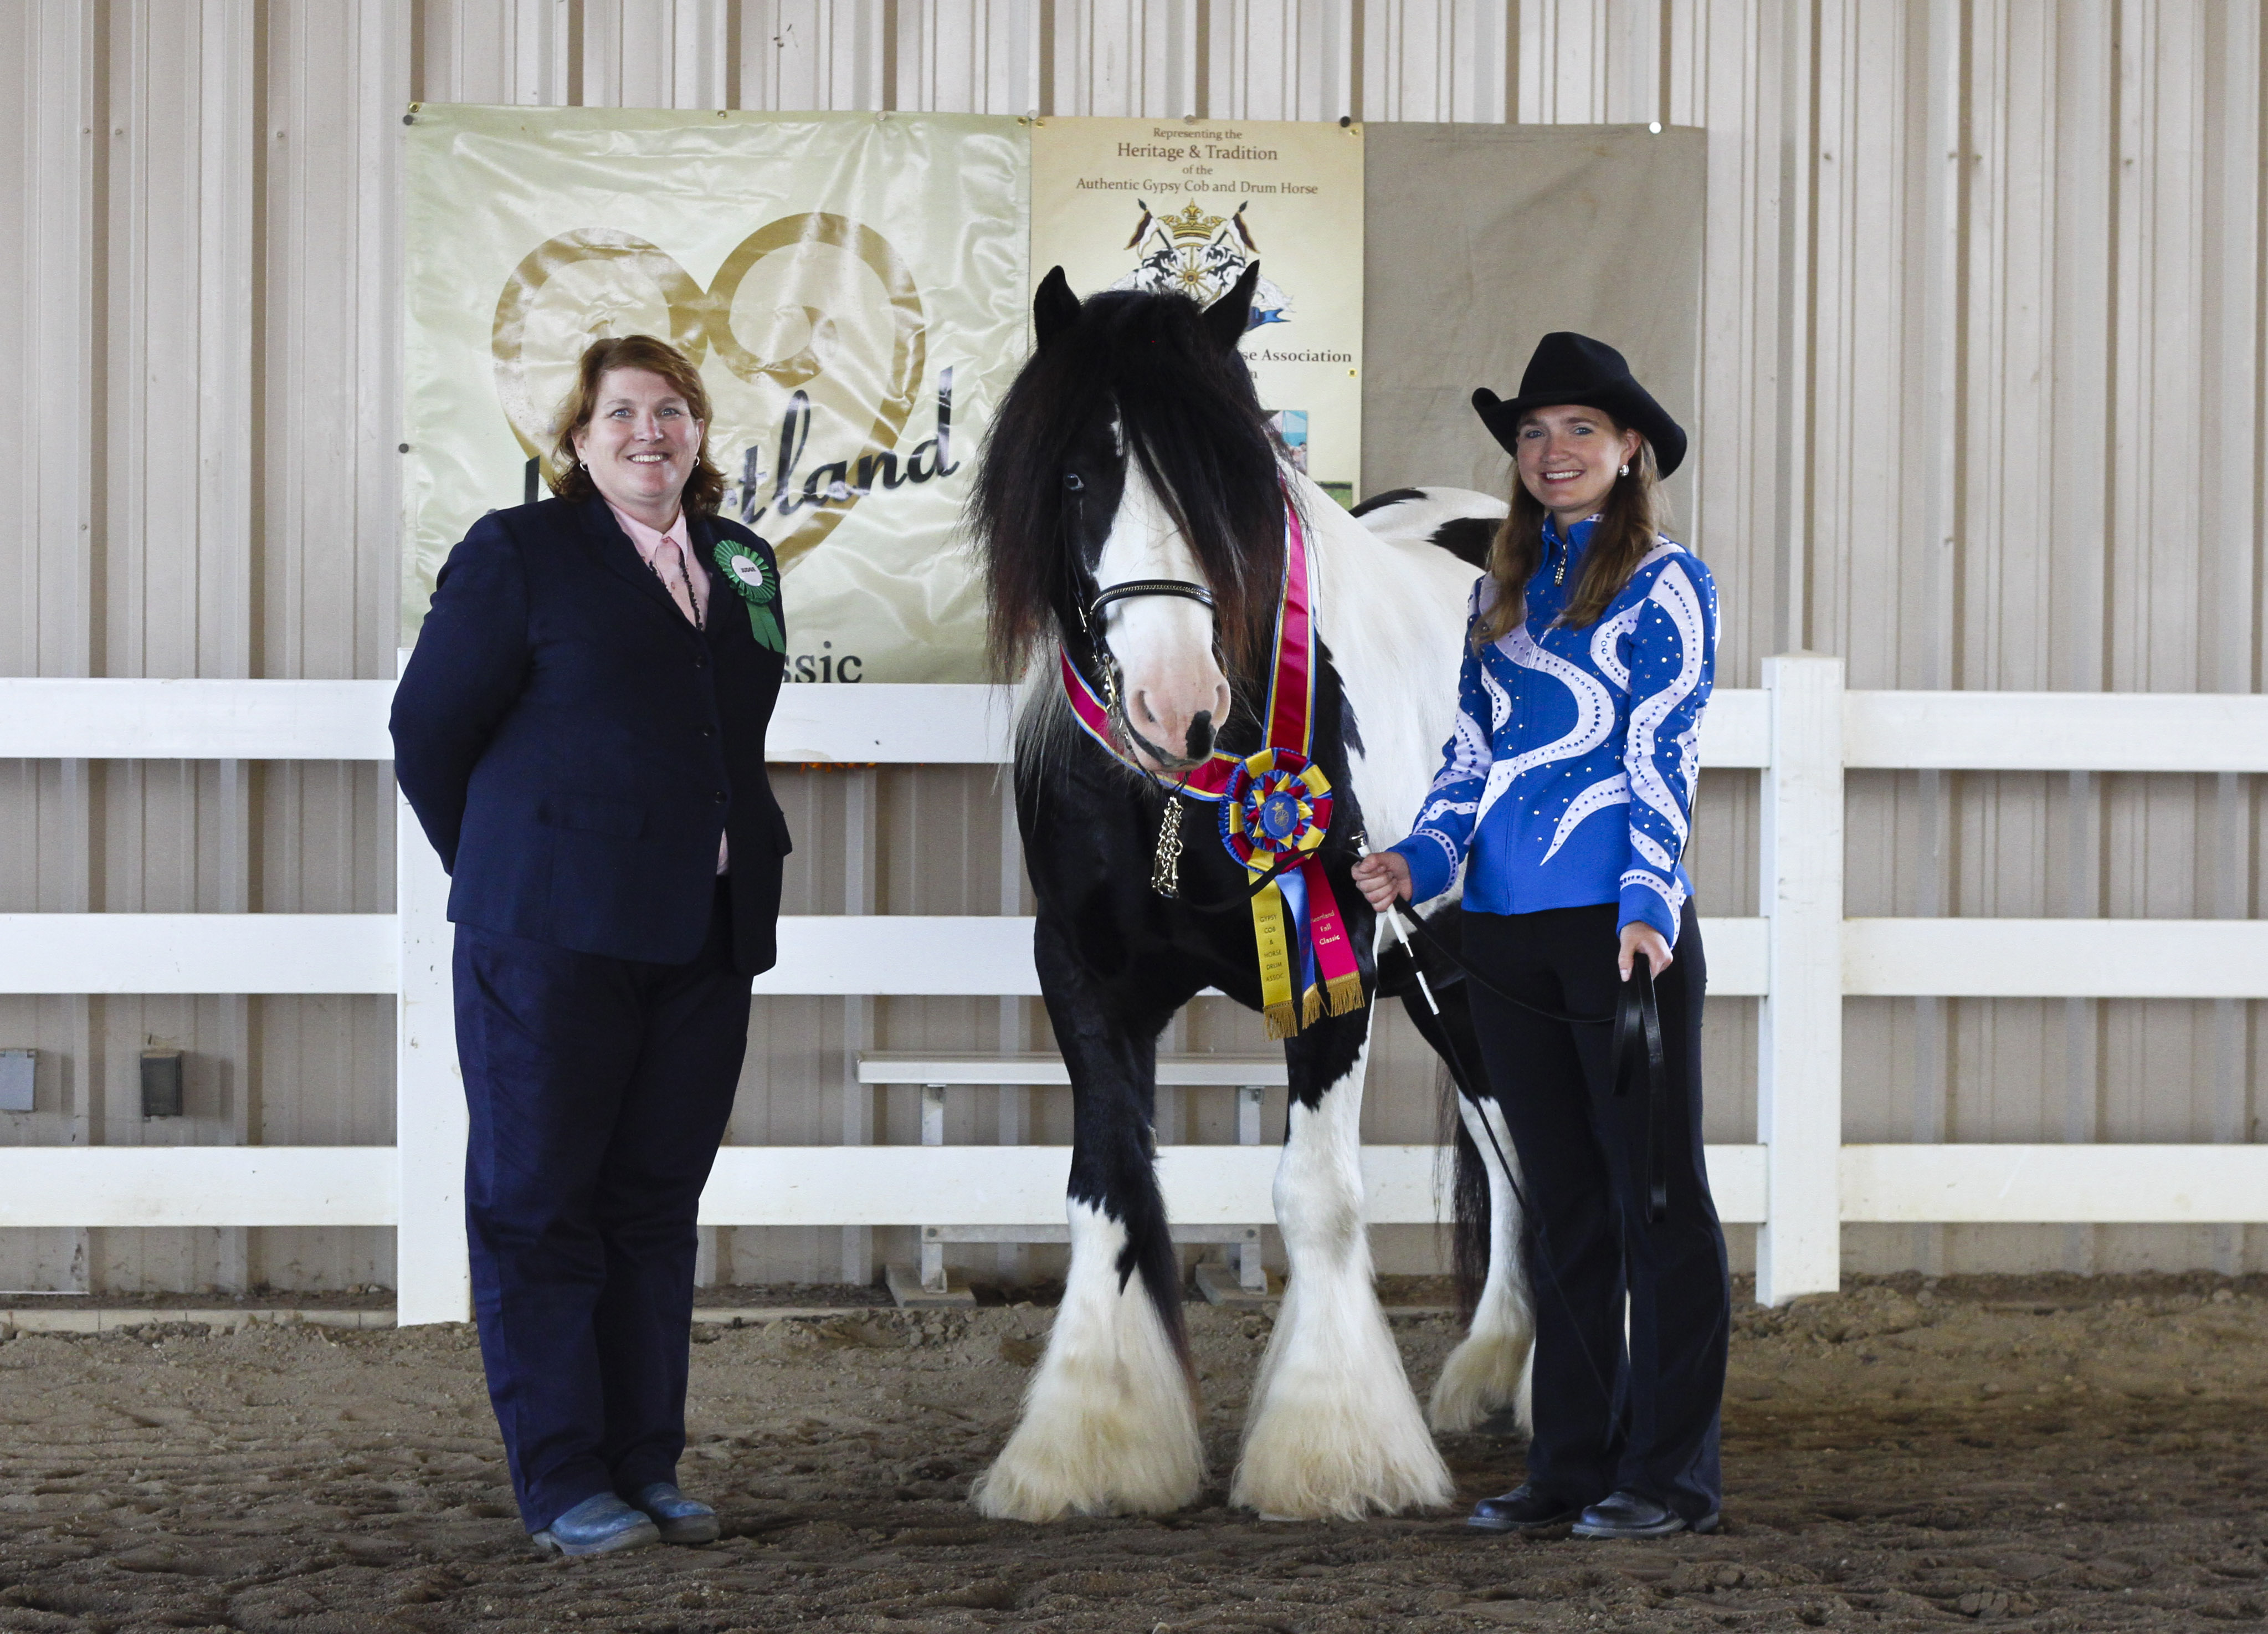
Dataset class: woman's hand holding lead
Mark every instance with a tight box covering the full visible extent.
[1618,921,1673,981]
[1351,851,1412,911]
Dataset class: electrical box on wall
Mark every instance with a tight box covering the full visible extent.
[0,1049,33,1113]
[141,1049,184,1119]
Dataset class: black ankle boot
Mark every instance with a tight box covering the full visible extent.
[1467,1484,1588,1534]
[1571,1489,1721,1539]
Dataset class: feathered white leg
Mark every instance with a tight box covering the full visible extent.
[1430,1094,1536,1434]
[1232,1036,1454,1519]
[971,1201,1204,1521]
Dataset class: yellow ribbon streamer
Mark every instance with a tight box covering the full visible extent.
[1250,878,1299,1040]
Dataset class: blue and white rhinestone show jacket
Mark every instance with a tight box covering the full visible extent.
[1388,516,1718,944]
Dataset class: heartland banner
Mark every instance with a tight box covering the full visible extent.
[1029,117,1364,505]
[402,106,1029,681]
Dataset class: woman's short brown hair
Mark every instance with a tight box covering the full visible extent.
[547,334,727,516]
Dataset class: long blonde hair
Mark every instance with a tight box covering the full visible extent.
[1474,424,1668,647]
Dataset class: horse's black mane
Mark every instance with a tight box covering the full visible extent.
[972,286,1287,679]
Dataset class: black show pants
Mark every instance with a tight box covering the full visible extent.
[453,881,751,1531]
[1464,899,1729,1520]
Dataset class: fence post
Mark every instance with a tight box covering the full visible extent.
[1757,653,1844,1304]
[394,656,472,1325]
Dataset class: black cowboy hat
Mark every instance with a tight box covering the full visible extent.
[1471,332,1686,478]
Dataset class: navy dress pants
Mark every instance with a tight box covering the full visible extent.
[453,882,750,1531]
[1463,899,1730,1522]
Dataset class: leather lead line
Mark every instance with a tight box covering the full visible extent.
[1390,901,1671,1225]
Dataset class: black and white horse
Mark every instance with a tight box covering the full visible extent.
[967,263,1533,1522]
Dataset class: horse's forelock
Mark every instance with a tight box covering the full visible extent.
[972,289,1286,681]
[1088,298,1285,675]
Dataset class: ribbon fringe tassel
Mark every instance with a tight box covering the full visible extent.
[1299,972,1369,1028]
[1327,972,1366,1016]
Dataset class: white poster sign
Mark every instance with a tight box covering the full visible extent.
[1029,117,1365,504]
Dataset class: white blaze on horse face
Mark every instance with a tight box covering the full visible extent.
[1095,455,1232,771]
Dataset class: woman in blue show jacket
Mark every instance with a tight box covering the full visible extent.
[1354,333,1729,1541]
[392,334,789,1558]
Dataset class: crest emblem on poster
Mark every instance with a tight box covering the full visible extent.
[1111,200,1293,329]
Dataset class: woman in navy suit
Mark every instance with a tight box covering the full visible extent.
[393,334,789,1556]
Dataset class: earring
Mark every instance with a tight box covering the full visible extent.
[1618,463,1630,478]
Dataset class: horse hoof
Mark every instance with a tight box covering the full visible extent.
[970,1437,1202,1522]
[1231,1387,1454,1520]
[970,1202,1205,1523]
[1232,1253,1456,1520]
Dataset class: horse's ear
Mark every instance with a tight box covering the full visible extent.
[1203,260,1260,351]
[1034,267,1081,350]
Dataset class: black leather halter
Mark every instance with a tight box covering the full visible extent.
[1084,577,1218,629]
[1064,576,1224,774]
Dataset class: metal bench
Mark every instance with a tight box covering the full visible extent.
[855,1052,1287,1307]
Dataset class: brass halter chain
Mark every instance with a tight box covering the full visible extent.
[1150,788,1187,899]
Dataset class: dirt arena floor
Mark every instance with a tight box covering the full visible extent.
[3,1273,2265,1632]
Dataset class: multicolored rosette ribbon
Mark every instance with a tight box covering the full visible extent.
[711,535,785,653]
[1220,748,1363,1038]
[1220,749,1333,866]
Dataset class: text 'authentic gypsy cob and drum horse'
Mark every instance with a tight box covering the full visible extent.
[966,260,1535,1522]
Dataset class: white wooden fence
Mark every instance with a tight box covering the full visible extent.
[2,660,2265,1319]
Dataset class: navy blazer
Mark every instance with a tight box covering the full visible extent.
[392,496,790,976]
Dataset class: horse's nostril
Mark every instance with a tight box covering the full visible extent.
[1186,710,1214,760]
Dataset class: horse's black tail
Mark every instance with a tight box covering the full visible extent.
[1443,1074,1491,1328]
[1376,901,1492,1327]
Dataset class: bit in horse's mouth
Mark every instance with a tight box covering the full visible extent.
[1121,716,1202,773]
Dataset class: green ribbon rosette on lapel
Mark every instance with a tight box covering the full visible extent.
[712,536,784,653]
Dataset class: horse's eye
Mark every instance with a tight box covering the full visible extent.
[1063,472,1085,493]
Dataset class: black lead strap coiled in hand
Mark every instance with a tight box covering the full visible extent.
[1609,954,1670,1225]
[1386,898,1672,1226]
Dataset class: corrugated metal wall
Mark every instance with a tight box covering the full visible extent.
[1,1,2259,1293]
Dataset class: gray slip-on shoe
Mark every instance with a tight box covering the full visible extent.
[625,1481,720,1545]
[530,1492,663,1558]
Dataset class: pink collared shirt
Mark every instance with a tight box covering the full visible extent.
[607,501,728,877]
[607,501,712,622]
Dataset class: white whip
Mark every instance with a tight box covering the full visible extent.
[1353,832,1442,1020]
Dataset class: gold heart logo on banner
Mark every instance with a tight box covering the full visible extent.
[491,214,928,567]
